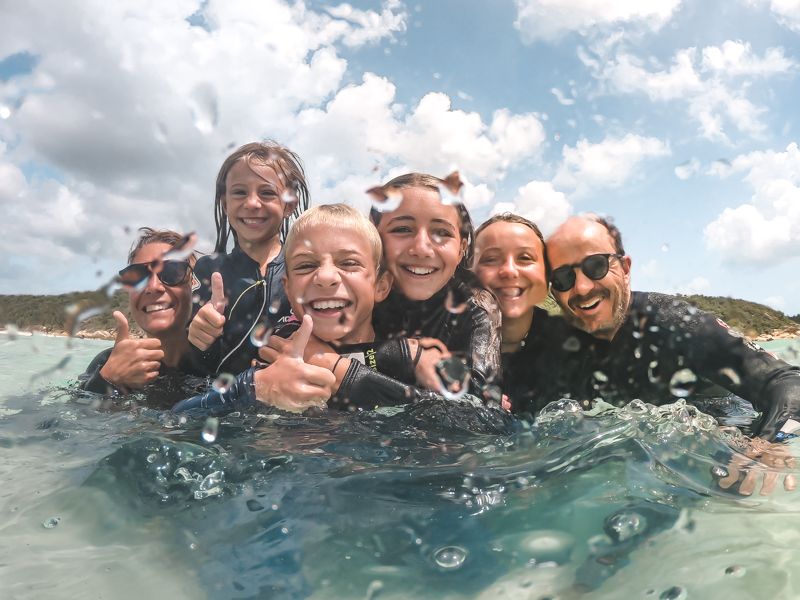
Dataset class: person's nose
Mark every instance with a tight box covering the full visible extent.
[244,189,261,209]
[498,256,518,279]
[409,230,435,258]
[143,270,165,293]
[314,261,341,287]
[572,268,595,296]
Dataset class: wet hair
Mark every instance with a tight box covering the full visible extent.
[127,227,195,266]
[475,212,549,277]
[285,204,383,272]
[214,141,310,254]
[368,172,475,272]
[587,214,625,255]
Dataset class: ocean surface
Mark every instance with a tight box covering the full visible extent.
[2,332,800,599]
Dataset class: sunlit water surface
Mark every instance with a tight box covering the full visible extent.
[2,333,800,599]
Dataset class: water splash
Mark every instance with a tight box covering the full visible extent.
[212,373,235,394]
[367,186,403,213]
[201,417,219,443]
[189,82,219,135]
[42,516,61,529]
[432,545,467,569]
[249,323,272,348]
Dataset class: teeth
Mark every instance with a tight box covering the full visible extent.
[145,303,170,313]
[242,218,265,225]
[497,288,523,298]
[578,298,601,310]
[311,299,348,310]
[405,266,435,276]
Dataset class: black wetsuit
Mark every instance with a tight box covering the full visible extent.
[506,292,800,440]
[189,246,293,376]
[372,277,503,399]
[172,322,422,415]
[78,347,206,409]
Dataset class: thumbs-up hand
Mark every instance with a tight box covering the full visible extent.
[188,272,227,351]
[253,315,337,412]
[99,311,165,392]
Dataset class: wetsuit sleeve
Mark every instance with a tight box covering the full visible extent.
[685,311,800,440]
[332,360,417,409]
[77,348,121,395]
[464,291,503,397]
[171,367,257,416]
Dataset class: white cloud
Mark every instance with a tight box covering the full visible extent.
[489,181,572,235]
[550,87,575,105]
[674,158,701,180]
[554,133,670,191]
[513,0,682,43]
[746,0,800,32]
[704,143,800,263]
[676,276,711,295]
[762,295,786,311]
[581,39,794,142]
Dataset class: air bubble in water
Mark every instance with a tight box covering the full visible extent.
[669,369,697,398]
[212,373,235,394]
[604,510,646,543]
[202,417,219,443]
[146,453,158,464]
[725,565,745,577]
[659,586,686,600]
[444,288,469,314]
[189,82,218,135]
[250,323,272,348]
[562,336,581,352]
[711,465,729,479]
[42,516,61,529]
[433,545,467,570]
[435,356,471,400]
[367,186,403,213]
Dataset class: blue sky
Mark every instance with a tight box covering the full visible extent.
[2,0,800,313]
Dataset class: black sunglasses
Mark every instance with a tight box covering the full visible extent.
[550,253,623,292]
[118,259,192,288]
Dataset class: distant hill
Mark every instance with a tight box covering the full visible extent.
[0,290,143,339]
[679,294,800,339]
[0,291,798,340]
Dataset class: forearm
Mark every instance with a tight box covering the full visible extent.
[171,368,256,416]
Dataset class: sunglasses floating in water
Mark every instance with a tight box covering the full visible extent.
[118,259,192,288]
[550,253,623,293]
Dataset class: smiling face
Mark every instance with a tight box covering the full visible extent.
[223,159,296,251]
[284,223,391,345]
[376,186,467,301]
[547,217,632,340]
[128,242,192,339]
[474,221,548,322]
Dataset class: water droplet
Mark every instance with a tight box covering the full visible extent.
[146,453,158,464]
[42,516,61,529]
[367,186,403,213]
[592,370,609,387]
[281,189,298,205]
[269,298,282,314]
[246,499,264,512]
[435,356,471,400]
[365,580,384,600]
[669,369,697,398]
[444,288,469,314]
[718,367,741,387]
[162,232,197,261]
[194,470,224,499]
[4,323,19,340]
[725,565,745,577]
[212,373,236,394]
[201,417,219,443]
[0,104,11,119]
[250,323,272,348]
[174,467,194,481]
[659,586,686,600]
[189,82,218,135]
[519,530,574,564]
[711,465,729,479]
[661,244,670,252]
[604,511,647,543]
[433,545,467,570]
[562,336,581,352]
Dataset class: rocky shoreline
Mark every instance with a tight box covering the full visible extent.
[753,326,800,342]
[1,327,120,341]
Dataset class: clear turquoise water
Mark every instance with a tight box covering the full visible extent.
[2,333,800,599]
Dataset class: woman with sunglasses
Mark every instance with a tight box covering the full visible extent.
[79,228,197,398]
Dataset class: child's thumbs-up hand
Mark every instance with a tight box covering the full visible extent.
[188,272,227,351]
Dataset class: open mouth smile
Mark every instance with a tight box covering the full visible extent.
[402,265,437,276]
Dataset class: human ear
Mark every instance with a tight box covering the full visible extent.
[374,271,393,303]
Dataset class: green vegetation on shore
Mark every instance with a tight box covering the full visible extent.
[0,290,143,338]
[1,291,798,339]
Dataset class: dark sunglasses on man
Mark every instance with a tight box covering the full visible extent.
[118,259,192,288]
[550,253,624,293]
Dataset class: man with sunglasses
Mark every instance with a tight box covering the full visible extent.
[79,228,200,400]
[518,214,800,494]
